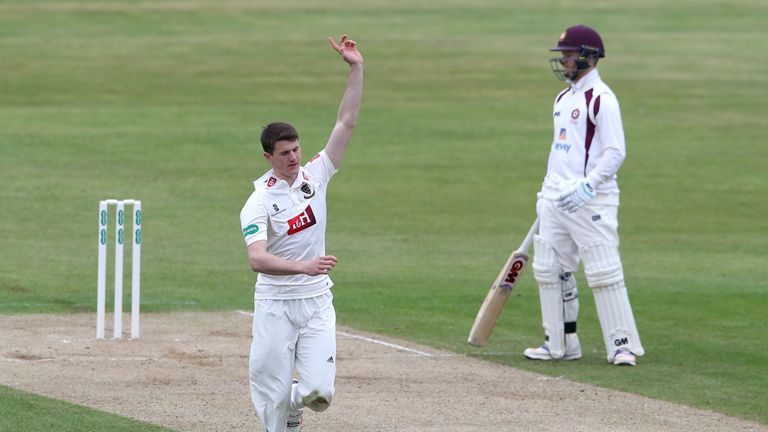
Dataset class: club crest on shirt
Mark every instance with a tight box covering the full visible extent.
[571,108,580,120]
[301,182,315,199]
[287,205,317,235]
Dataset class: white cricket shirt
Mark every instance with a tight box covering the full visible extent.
[240,150,338,300]
[540,69,626,205]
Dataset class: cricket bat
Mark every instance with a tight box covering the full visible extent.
[467,218,539,348]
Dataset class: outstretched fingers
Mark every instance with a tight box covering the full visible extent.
[328,34,348,54]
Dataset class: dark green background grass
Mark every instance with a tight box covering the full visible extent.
[0,386,173,432]
[1,0,766,429]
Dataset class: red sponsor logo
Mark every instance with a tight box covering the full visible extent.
[287,205,317,235]
[500,256,528,290]
[267,177,277,187]
[309,153,321,162]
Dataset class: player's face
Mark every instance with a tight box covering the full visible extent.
[265,139,301,181]
[559,50,580,80]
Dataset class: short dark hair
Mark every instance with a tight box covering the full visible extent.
[260,122,299,154]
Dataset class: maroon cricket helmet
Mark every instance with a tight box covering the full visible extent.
[550,25,605,58]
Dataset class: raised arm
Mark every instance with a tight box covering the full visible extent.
[324,34,364,169]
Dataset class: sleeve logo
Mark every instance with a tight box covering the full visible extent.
[287,205,317,235]
[243,224,259,237]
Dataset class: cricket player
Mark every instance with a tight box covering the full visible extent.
[239,35,363,431]
[524,25,645,366]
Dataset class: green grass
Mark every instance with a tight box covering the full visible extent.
[0,0,766,428]
[0,385,173,431]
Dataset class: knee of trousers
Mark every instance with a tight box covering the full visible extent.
[532,235,561,286]
[580,242,624,288]
[302,385,334,412]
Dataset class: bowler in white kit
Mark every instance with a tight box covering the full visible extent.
[524,25,645,366]
[239,35,363,431]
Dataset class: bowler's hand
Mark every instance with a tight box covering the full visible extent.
[304,255,338,276]
[328,34,363,65]
[557,179,596,213]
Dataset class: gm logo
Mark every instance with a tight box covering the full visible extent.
[504,259,525,285]
[614,337,629,346]
[499,256,528,291]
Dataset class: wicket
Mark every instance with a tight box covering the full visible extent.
[97,199,141,339]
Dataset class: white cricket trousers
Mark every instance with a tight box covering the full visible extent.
[536,197,620,270]
[537,197,644,360]
[249,291,336,432]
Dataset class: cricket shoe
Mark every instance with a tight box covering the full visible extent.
[287,379,304,431]
[612,350,637,366]
[523,344,581,361]
[286,407,303,431]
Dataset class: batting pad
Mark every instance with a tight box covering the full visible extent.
[581,243,645,360]
[532,235,565,358]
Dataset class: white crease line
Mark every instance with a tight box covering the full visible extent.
[336,331,435,357]
[236,310,437,358]
[1,356,153,363]
[0,357,55,363]
[467,352,520,356]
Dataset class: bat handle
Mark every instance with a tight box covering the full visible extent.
[519,217,539,254]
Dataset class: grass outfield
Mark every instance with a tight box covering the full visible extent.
[0,386,173,432]
[1,0,766,428]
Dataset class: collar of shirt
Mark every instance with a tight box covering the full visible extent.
[571,68,600,92]
[254,167,311,191]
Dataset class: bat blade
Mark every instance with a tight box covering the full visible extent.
[467,252,530,347]
[467,218,539,348]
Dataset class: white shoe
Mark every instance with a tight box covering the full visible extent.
[287,379,303,431]
[523,344,581,361]
[286,408,303,431]
[613,350,637,366]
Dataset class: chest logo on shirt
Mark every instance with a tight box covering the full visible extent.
[571,108,580,120]
[267,177,277,187]
[300,182,315,199]
[287,205,317,235]
[559,128,567,141]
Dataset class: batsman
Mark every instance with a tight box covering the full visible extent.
[524,25,645,366]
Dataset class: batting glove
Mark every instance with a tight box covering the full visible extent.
[557,179,596,213]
